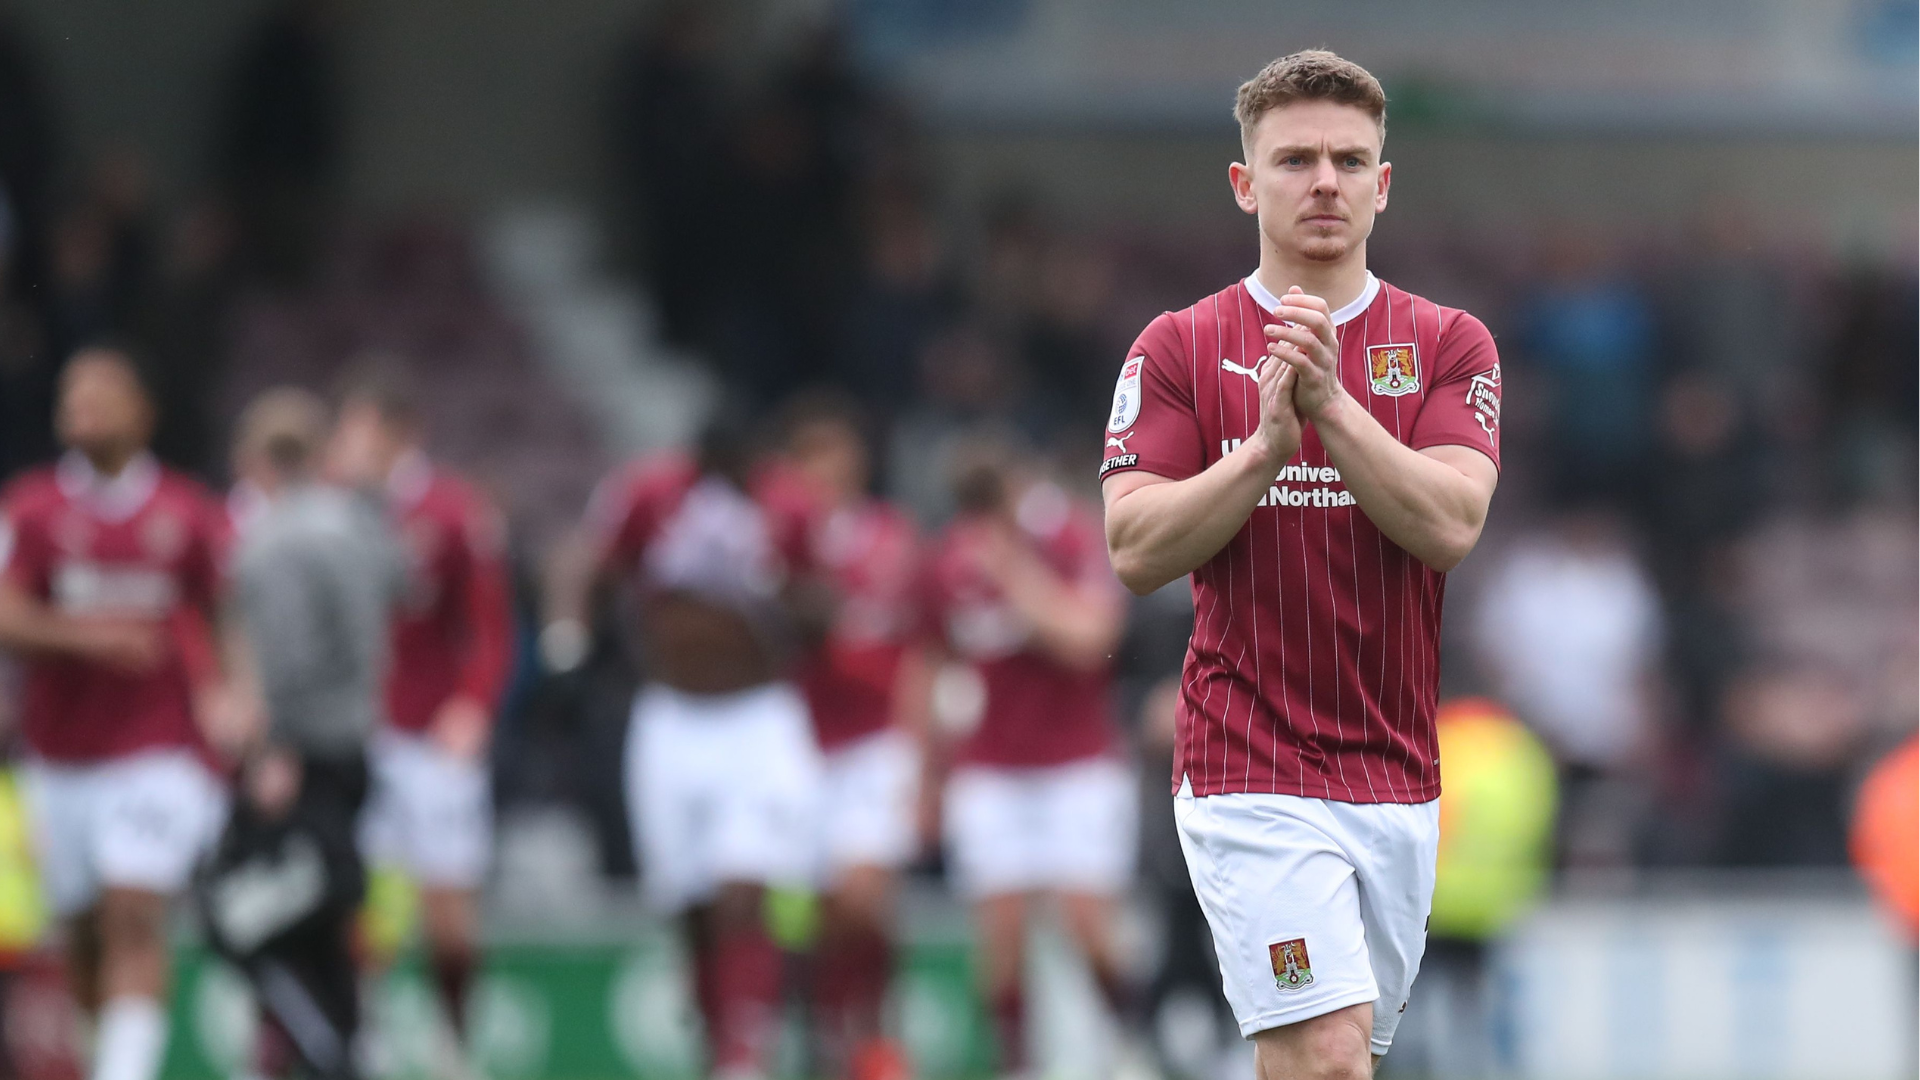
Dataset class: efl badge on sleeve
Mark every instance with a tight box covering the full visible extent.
[1269,937,1315,993]
[1367,343,1420,397]
[1108,358,1144,433]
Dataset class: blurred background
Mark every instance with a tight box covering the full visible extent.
[0,0,1913,1078]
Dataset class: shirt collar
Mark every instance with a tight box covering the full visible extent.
[1244,270,1380,327]
[56,451,161,522]
[386,448,433,509]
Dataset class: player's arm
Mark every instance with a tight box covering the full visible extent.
[1103,361,1302,595]
[994,548,1124,671]
[0,510,162,671]
[540,471,642,674]
[1267,289,1497,572]
[434,505,516,756]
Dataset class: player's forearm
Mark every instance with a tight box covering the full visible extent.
[1312,395,1488,571]
[1104,440,1283,594]
[0,587,94,657]
[999,575,1122,670]
[539,533,601,671]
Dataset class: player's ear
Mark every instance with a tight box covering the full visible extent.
[1375,161,1392,213]
[1229,161,1258,215]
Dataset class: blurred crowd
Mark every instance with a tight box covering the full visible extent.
[0,0,1913,1075]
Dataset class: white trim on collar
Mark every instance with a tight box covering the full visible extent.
[56,451,161,522]
[1244,271,1380,327]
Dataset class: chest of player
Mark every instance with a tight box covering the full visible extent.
[1199,320,1437,511]
[812,509,915,644]
[40,505,194,616]
[396,509,460,613]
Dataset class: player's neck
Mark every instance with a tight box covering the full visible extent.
[1255,244,1370,313]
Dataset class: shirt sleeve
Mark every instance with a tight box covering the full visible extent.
[1407,311,1502,470]
[180,489,232,612]
[0,490,47,596]
[582,464,658,573]
[1099,312,1206,483]
[451,495,516,712]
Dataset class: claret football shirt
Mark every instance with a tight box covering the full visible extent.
[1101,272,1501,803]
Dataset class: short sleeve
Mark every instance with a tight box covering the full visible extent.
[1099,313,1205,483]
[180,490,232,609]
[582,464,659,571]
[1408,312,1502,470]
[0,491,49,596]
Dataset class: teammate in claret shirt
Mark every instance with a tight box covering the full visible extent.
[0,347,233,1080]
[781,396,924,1080]
[546,413,824,1077]
[329,369,514,1060]
[922,443,1139,1077]
[1100,51,1503,1078]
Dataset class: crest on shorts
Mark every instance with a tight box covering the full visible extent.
[1270,937,1315,993]
[1367,344,1420,397]
[1108,358,1144,433]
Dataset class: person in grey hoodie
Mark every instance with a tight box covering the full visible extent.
[199,386,405,1080]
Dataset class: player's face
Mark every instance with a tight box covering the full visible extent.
[326,400,411,485]
[790,421,868,501]
[1232,101,1390,265]
[56,353,153,461]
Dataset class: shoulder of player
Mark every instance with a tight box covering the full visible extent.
[1378,279,1494,346]
[153,469,225,515]
[0,467,62,518]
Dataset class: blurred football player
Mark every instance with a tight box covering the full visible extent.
[546,411,824,1077]
[922,441,1137,1077]
[782,396,925,1080]
[0,346,232,1080]
[329,366,514,1060]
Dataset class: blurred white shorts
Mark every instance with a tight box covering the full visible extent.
[23,749,227,917]
[360,729,493,889]
[943,757,1137,900]
[1173,776,1438,1054]
[626,682,823,912]
[819,728,919,878]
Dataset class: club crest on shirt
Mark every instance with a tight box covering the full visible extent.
[1270,937,1315,992]
[1108,358,1144,433]
[1367,343,1420,397]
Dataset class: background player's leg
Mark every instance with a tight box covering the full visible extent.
[91,887,171,1080]
[419,887,479,1043]
[1056,890,1136,1025]
[707,880,781,1075]
[817,863,898,1078]
[1249,1002,1373,1080]
[63,912,104,1017]
[972,892,1029,1076]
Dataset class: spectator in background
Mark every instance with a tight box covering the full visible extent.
[0,8,57,302]
[836,185,955,411]
[1712,663,1865,867]
[1472,505,1663,867]
[608,1,729,350]
[139,201,240,475]
[1519,231,1657,501]
[217,0,345,285]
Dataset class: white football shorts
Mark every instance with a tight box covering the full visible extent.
[360,728,493,889]
[23,749,227,917]
[819,728,919,878]
[943,756,1137,900]
[1173,776,1439,1055]
[626,682,824,912]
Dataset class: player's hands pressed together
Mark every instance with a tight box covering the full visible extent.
[1250,345,1303,469]
[1265,287,1345,421]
